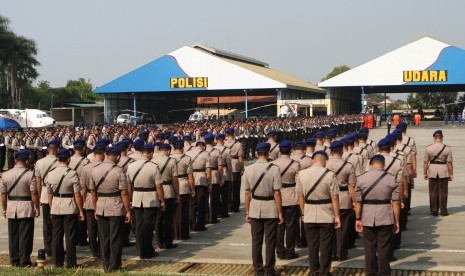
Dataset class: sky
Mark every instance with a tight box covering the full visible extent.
[2,1,465,100]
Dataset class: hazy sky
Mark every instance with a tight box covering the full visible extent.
[2,1,465,100]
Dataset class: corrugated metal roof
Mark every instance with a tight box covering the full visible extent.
[62,103,104,108]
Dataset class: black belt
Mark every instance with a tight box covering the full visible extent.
[97,192,120,197]
[339,186,349,192]
[430,161,447,165]
[231,156,239,159]
[305,199,332,204]
[8,196,31,201]
[193,169,205,172]
[134,187,156,192]
[178,174,188,178]
[210,167,218,170]
[282,183,296,188]
[162,180,172,185]
[53,193,74,198]
[252,195,274,201]
[363,199,390,205]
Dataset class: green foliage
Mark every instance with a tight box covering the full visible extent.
[321,65,350,81]
[407,92,458,110]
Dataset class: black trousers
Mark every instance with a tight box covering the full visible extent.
[51,214,78,268]
[77,213,88,246]
[0,146,5,172]
[220,180,230,218]
[192,186,208,231]
[276,205,298,257]
[210,184,220,223]
[231,172,241,212]
[157,198,176,247]
[8,217,34,267]
[428,177,449,214]
[134,207,158,258]
[42,203,52,255]
[295,209,307,247]
[250,218,278,274]
[335,209,351,259]
[304,223,335,276]
[7,149,14,170]
[363,225,393,276]
[175,194,190,240]
[86,210,100,257]
[97,215,124,273]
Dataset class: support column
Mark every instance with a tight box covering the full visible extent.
[133,93,137,125]
[104,94,109,124]
[244,90,248,119]
[361,87,365,112]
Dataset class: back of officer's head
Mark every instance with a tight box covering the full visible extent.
[15,150,30,164]
[329,140,344,156]
[57,149,72,163]
[256,143,270,159]
[173,140,184,150]
[312,151,328,166]
[279,140,292,155]
[369,155,385,169]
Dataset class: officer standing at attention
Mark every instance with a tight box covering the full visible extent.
[80,143,106,258]
[68,139,90,247]
[1,149,39,267]
[170,139,195,240]
[291,141,312,170]
[90,146,131,273]
[205,133,224,224]
[46,148,85,268]
[35,139,60,257]
[86,127,100,155]
[355,155,400,276]
[0,130,6,173]
[243,142,283,276]
[62,128,76,149]
[224,128,243,213]
[423,130,453,216]
[127,144,165,258]
[297,151,340,276]
[326,140,355,261]
[273,140,300,260]
[214,134,232,219]
[5,129,16,170]
[266,130,280,161]
[34,129,48,161]
[153,143,179,249]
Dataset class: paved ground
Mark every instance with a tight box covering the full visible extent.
[0,121,464,273]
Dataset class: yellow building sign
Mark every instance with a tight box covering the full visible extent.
[170,77,208,89]
[403,70,447,82]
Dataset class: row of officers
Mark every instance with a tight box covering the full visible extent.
[244,124,453,276]
[0,121,452,275]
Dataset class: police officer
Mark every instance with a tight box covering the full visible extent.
[326,140,356,261]
[184,135,194,153]
[129,139,144,161]
[11,131,26,155]
[171,139,195,240]
[273,140,300,260]
[423,130,453,216]
[90,146,131,273]
[5,129,16,170]
[355,155,400,276]
[205,133,224,224]
[69,139,90,247]
[266,130,279,161]
[297,151,340,276]
[86,127,100,155]
[35,139,60,257]
[291,141,312,170]
[314,131,330,154]
[243,142,283,276]
[0,130,6,172]
[187,140,211,231]
[46,148,85,268]
[214,134,232,219]
[1,149,39,267]
[224,128,243,213]
[34,129,48,161]
[127,143,165,258]
[80,143,106,258]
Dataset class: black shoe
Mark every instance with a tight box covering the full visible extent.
[339,255,348,261]
[220,215,230,218]
[441,213,449,217]
[286,252,299,260]
[431,211,439,216]
[165,244,178,249]
[277,253,286,260]
[389,256,398,262]
[141,252,159,259]
[296,242,307,248]
[123,241,135,247]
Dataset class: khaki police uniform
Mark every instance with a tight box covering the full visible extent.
[402,135,416,212]
[25,135,36,168]
[89,160,127,272]
[171,152,193,240]
[34,135,47,160]
[127,157,163,258]
[343,151,365,176]
[297,164,339,275]
[242,159,281,275]
[424,142,453,215]
[291,151,312,170]
[186,147,210,231]
[272,154,300,259]
[69,154,90,246]
[326,155,355,260]
[267,140,280,161]
[62,134,75,150]
[206,144,224,224]
[224,138,243,212]
[35,154,58,256]
[1,165,36,267]
[152,153,178,248]
[46,163,80,268]
[5,133,16,170]
[86,134,98,154]
[315,144,331,155]
[356,168,399,276]
[215,144,232,218]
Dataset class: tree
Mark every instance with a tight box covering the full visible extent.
[407,92,458,110]
[0,15,39,108]
[321,65,350,81]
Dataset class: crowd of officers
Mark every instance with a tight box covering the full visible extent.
[0,114,453,275]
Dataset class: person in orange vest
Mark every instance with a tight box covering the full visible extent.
[367,114,373,129]
[393,114,400,126]
[414,113,421,126]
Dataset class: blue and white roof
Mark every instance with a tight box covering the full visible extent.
[319,37,465,88]
[94,44,322,94]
